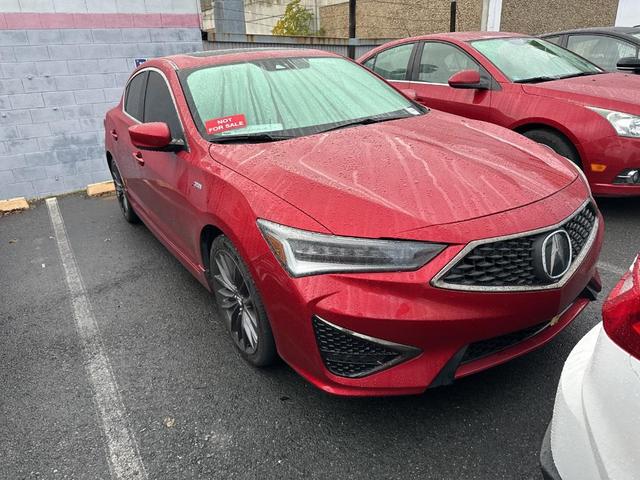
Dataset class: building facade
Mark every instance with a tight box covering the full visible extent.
[0,0,202,200]
[320,0,635,39]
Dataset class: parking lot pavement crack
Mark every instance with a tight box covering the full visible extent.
[46,197,148,480]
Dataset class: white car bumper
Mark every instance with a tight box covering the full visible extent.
[542,323,640,480]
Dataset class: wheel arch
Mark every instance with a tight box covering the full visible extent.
[200,224,225,285]
[512,121,583,166]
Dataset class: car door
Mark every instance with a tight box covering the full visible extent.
[408,41,494,121]
[565,34,638,71]
[111,70,148,206]
[135,69,196,260]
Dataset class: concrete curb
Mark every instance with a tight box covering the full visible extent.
[0,197,29,214]
[87,181,115,197]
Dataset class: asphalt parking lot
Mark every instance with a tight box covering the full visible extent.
[1,193,639,480]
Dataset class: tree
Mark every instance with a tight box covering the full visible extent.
[272,0,314,36]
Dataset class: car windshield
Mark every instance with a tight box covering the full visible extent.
[471,37,603,83]
[180,56,424,142]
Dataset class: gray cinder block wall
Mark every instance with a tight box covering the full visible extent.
[0,1,202,200]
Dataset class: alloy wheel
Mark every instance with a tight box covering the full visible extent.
[212,250,259,355]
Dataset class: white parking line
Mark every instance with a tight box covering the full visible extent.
[46,197,147,480]
[597,261,626,276]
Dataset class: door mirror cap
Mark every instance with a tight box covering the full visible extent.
[129,122,184,151]
[448,69,488,89]
[400,88,417,101]
[617,56,640,73]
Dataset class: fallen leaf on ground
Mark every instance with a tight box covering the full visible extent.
[163,416,175,428]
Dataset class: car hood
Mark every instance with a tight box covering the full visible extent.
[522,72,640,114]
[208,111,577,238]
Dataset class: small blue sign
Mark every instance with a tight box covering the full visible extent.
[134,58,147,68]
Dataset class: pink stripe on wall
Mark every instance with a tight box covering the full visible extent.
[0,12,200,30]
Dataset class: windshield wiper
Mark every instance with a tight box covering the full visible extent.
[317,114,410,134]
[556,71,603,80]
[515,71,603,84]
[514,76,561,84]
[210,133,292,144]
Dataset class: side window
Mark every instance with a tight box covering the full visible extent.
[371,43,414,81]
[418,42,480,84]
[566,35,637,71]
[363,56,376,71]
[143,71,183,140]
[124,71,147,121]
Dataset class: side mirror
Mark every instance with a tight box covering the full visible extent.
[617,57,640,73]
[401,88,417,101]
[128,122,183,151]
[448,70,488,89]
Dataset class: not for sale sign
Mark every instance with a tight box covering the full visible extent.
[205,114,247,135]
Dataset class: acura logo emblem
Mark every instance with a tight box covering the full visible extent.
[533,230,573,282]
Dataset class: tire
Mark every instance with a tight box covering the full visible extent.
[108,159,140,224]
[209,235,277,367]
[521,128,581,167]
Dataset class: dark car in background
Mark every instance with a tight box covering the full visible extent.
[541,27,640,73]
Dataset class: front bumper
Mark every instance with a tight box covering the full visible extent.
[580,135,640,196]
[255,186,603,396]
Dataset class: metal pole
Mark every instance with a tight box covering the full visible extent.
[480,0,490,31]
[348,0,356,59]
[450,0,457,32]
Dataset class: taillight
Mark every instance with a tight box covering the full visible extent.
[603,255,640,359]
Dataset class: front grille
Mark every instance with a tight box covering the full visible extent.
[439,203,596,288]
[312,317,418,378]
[461,321,549,364]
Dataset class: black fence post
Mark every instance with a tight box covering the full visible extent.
[348,0,356,59]
[450,0,457,32]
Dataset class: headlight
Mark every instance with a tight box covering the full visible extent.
[588,107,640,138]
[257,219,445,277]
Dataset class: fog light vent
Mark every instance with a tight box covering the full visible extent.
[312,316,420,378]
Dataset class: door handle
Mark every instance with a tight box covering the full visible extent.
[110,129,118,141]
[133,151,144,166]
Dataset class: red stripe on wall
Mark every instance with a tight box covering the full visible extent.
[0,12,200,30]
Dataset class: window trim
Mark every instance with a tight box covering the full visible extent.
[411,40,497,88]
[122,66,189,150]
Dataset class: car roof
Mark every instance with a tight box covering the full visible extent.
[387,31,520,43]
[146,48,341,71]
[542,26,640,39]
[358,32,528,61]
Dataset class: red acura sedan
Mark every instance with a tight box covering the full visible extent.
[359,32,640,196]
[105,49,602,396]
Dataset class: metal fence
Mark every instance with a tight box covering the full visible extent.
[202,33,394,58]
